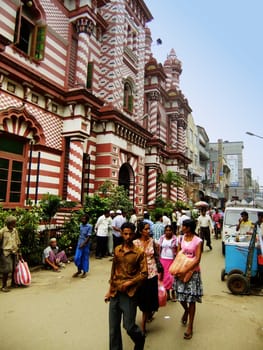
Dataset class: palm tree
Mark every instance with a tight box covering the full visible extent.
[158,170,184,201]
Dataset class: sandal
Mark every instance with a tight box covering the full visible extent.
[184,332,193,340]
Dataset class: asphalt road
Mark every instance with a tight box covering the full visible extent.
[0,238,263,350]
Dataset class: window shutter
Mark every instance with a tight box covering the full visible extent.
[14,6,22,45]
[34,25,46,60]
[86,62,93,89]
[128,95,133,112]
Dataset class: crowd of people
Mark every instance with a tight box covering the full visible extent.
[1,206,263,350]
[105,213,204,349]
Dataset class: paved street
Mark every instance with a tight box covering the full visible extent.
[0,238,263,350]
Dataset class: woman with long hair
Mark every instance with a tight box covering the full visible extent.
[173,219,203,340]
[159,225,177,301]
[133,221,159,333]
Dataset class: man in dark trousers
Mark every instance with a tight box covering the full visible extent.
[105,222,148,350]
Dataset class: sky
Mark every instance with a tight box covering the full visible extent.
[144,0,263,187]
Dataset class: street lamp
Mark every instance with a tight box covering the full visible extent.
[246,131,263,139]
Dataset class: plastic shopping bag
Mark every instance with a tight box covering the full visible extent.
[14,259,31,286]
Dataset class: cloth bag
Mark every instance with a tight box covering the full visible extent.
[153,241,164,274]
[158,280,167,307]
[258,229,263,272]
[14,259,31,286]
[169,250,194,283]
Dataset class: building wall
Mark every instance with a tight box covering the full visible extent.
[0,0,192,214]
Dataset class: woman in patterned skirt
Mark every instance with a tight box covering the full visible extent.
[134,221,159,334]
[173,219,203,340]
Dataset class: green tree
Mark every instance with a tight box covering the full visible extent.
[16,206,42,265]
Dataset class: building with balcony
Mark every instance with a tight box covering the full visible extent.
[209,140,244,202]
[185,113,203,204]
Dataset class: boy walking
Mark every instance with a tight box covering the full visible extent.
[105,222,147,350]
[72,214,92,278]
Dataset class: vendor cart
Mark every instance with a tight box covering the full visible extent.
[221,225,259,294]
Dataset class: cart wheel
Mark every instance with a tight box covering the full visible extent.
[227,274,249,295]
[221,269,226,281]
[228,269,244,276]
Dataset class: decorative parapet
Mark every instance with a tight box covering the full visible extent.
[75,17,94,35]
[147,91,160,101]
[124,46,138,64]
[178,117,187,129]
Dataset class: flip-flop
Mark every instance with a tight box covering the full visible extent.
[184,332,193,340]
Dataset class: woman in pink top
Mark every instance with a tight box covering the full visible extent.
[173,219,203,340]
[159,225,177,301]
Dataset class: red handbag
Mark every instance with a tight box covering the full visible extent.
[14,259,31,286]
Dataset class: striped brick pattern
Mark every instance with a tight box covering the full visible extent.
[170,115,178,148]
[3,116,34,139]
[66,139,84,203]
[83,138,97,194]
[0,1,17,42]
[177,186,185,202]
[147,167,157,205]
[149,99,158,135]
[99,1,126,109]
[75,31,90,86]
[26,104,62,150]
[170,187,178,202]
[177,124,185,154]
[0,94,62,150]
[27,150,61,201]
[41,0,69,41]
[2,0,68,88]
[134,28,147,120]
[159,110,167,143]
[161,183,167,200]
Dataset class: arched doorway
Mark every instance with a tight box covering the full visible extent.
[118,163,135,204]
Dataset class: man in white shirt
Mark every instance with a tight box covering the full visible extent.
[95,210,112,259]
[178,210,190,234]
[196,207,214,251]
[162,212,171,226]
[112,210,126,248]
[129,209,138,229]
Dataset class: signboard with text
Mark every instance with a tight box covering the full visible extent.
[227,154,239,186]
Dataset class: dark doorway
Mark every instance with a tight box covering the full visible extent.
[118,164,130,192]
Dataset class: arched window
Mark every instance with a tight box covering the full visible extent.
[14,1,46,61]
[123,81,133,113]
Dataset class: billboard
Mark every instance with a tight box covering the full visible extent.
[227,154,239,186]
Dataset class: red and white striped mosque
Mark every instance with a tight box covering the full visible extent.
[0,0,191,217]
